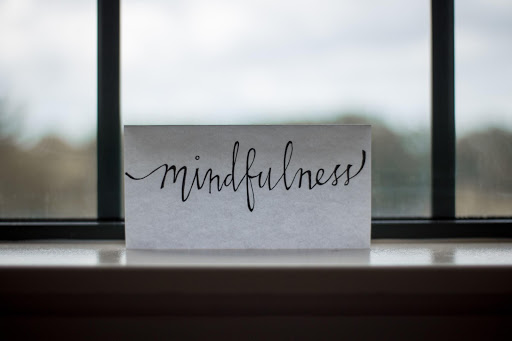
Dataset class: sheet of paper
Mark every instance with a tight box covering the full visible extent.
[124,125,371,249]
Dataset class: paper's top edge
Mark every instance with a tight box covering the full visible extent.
[123,124,371,126]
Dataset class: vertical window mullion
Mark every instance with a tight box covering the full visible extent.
[97,0,122,220]
[431,0,456,218]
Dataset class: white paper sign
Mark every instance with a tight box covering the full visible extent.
[124,125,371,249]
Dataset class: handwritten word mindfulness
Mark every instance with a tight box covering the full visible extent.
[125,141,366,212]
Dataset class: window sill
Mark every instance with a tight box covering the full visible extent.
[2,239,511,339]
[1,239,512,315]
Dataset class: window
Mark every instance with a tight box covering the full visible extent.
[455,0,512,217]
[0,0,97,218]
[1,0,510,239]
[122,0,431,217]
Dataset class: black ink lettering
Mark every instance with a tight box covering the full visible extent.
[282,141,294,189]
[245,147,257,211]
[125,143,367,212]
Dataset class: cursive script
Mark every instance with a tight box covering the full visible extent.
[125,141,366,212]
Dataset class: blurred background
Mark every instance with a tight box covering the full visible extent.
[0,0,510,218]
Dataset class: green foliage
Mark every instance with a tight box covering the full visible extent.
[0,104,510,218]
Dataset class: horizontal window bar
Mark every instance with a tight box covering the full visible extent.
[0,219,510,241]
[0,220,124,240]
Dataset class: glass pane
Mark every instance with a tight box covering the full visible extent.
[0,0,97,218]
[122,0,430,217]
[455,0,512,217]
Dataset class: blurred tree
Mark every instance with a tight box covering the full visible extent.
[457,128,512,216]
[331,114,430,217]
[1,100,510,218]
[0,98,96,218]
[283,113,431,217]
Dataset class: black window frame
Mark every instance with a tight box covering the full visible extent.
[1,0,511,240]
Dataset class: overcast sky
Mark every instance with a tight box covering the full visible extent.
[0,0,510,145]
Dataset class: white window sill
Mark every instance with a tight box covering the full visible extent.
[1,240,512,314]
[1,240,511,339]
[1,239,512,267]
